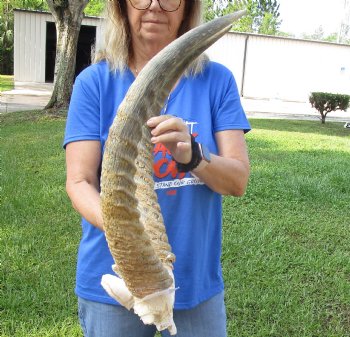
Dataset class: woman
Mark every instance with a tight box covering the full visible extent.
[64,0,251,336]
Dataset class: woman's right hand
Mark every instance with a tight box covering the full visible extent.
[146,115,192,164]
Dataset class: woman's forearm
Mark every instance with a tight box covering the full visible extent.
[191,130,250,196]
[66,180,104,231]
[65,141,103,230]
[192,154,250,196]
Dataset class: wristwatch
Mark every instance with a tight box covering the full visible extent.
[175,136,211,173]
[198,143,211,164]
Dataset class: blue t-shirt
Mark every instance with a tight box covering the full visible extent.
[64,60,251,309]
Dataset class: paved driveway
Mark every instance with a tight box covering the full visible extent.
[1,83,349,122]
[0,82,52,113]
[241,97,349,122]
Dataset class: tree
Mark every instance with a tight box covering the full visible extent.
[0,0,103,78]
[301,27,349,44]
[84,0,104,16]
[204,0,216,22]
[309,92,350,124]
[204,0,281,35]
[0,0,48,75]
[45,0,89,111]
[323,33,338,43]
[302,26,325,41]
[253,0,281,34]
[0,1,14,75]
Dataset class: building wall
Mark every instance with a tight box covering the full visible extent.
[14,10,350,102]
[14,9,103,83]
[207,33,350,102]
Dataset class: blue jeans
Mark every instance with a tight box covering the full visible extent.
[78,291,227,337]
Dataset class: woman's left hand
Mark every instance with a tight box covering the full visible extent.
[147,115,192,164]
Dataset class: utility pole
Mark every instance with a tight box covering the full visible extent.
[337,0,350,43]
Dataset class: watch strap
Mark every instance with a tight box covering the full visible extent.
[175,135,202,173]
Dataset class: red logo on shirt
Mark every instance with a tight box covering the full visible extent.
[153,143,186,180]
[152,127,200,196]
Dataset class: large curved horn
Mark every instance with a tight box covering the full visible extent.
[101,10,247,299]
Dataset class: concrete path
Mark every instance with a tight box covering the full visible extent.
[0,82,52,113]
[241,97,349,123]
[1,82,349,123]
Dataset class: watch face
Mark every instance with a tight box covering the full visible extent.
[200,144,211,163]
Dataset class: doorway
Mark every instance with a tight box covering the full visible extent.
[45,22,96,83]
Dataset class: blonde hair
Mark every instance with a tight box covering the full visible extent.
[94,0,208,75]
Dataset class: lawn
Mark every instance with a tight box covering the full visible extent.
[0,75,14,92]
[1,111,349,337]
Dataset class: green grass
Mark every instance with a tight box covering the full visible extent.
[0,75,14,92]
[224,119,350,337]
[1,112,349,336]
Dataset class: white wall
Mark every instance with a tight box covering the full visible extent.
[14,10,51,82]
[14,11,350,102]
[206,33,247,96]
[14,10,103,83]
[208,32,350,102]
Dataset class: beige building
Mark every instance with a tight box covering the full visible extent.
[14,9,350,102]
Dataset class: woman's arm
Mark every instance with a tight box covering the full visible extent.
[65,141,104,231]
[192,129,250,196]
[147,116,250,196]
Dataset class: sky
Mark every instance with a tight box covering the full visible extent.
[277,0,346,37]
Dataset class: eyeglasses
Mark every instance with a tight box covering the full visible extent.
[128,0,182,12]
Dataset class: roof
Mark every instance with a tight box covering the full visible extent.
[13,8,103,20]
[13,8,350,47]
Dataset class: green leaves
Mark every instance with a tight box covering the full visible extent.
[84,0,105,16]
[0,1,14,73]
[0,0,48,74]
[309,92,350,124]
[204,0,282,35]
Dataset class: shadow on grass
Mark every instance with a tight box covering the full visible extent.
[249,119,349,137]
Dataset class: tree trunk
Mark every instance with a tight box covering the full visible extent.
[45,0,89,111]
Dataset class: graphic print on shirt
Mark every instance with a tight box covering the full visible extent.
[153,119,204,194]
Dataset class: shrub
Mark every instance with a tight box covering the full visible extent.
[309,92,350,124]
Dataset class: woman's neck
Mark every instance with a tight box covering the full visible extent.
[129,38,181,89]
[129,38,171,74]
